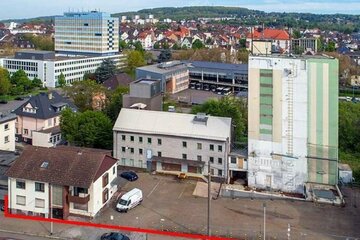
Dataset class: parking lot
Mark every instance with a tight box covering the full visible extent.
[96,172,360,240]
[170,89,222,105]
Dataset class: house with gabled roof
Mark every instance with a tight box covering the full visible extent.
[246,28,290,54]
[13,91,77,145]
[6,146,118,219]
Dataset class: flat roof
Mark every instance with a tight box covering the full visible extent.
[16,50,54,55]
[137,61,188,74]
[250,53,335,60]
[135,79,160,85]
[184,60,248,72]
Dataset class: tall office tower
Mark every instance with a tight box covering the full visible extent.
[55,11,119,56]
[248,55,339,193]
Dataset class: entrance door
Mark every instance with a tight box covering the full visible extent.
[265,175,272,187]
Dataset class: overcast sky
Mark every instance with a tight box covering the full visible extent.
[1,0,359,20]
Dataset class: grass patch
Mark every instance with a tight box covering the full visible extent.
[0,88,48,101]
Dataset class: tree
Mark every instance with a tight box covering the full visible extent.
[133,41,144,52]
[83,72,96,81]
[325,41,336,52]
[153,42,160,49]
[103,86,129,123]
[119,40,127,50]
[158,49,172,63]
[60,108,113,149]
[126,50,146,75]
[63,80,106,112]
[57,72,66,87]
[31,77,43,88]
[95,59,117,84]
[239,38,247,49]
[191,97,247,141]
[0,67,11,95]
[292,30,301,39]
[10,69,32,94]
[237,49,249,63]
[172,43,181,50]
[192,39,205,49]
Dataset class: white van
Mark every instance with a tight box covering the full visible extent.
[116,188,143,212]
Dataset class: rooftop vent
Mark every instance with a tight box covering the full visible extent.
[193,113,208,125]
[40,161,49,169]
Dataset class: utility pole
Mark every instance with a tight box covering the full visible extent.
[263,202,266,240]
[207,162,211,237]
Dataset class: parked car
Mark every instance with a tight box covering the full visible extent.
[189,82,196,89]
[116,188,143,212]
[203,84,210,91]
[120,171,138,181]
[0,99,8,104]
[210,85,217,92]
[0,201,4,211]
[100,232,130,240]
[196,83,202,90]
[14,97,24,101]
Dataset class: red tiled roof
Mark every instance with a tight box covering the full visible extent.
[247,28,290,40]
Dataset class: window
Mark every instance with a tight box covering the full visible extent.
[210,144,214,151]
[35,198,45,208]
[218,169,223,176]
[138,160,143,168]
[231,157,237,164]
[218,158,223,164]
[102,188,109,204]
[121,147,126,152]
[113,166,116,175]
[139,148,143,155]
[121,158,126,165]
[197,155,202,161]
[182,154,187,159]
[182,141,187,148]
[158,139,162,145]
[130,148,134,154]
[218,145,223,152]
[35,182,45,192]
[16,180,25,189]
[209,157,214,164]
[197,143,202,150]
[4,136,9,143]
[73,202,88,211]
[24,129,29,135]
[139,137,143,143]
[16,195,26,206]
[4,124,9,131]
[210,168,214,175]
[158,151,162,157]
[130,136,134,142]
[102,173,109,188]
[147,138,152,144]
[129,159,134,166]
[121,135,126,141]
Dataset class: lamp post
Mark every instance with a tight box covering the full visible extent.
[263,202,266,240]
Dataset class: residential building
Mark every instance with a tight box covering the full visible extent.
[0,151,18,201]
[0,113,16,152]
[136,61,189,94]
[247,28,290,54]
[184,61,248,93]
[123,79,163,111]
[13,91,77,145]
[248,55,339,194]
[113,109,232,181]
[0,50,126,87]
[55,11,119,56]
[351,75,360,87]
[6,146,118,219]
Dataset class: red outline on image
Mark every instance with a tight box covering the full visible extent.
[3,195,236,240]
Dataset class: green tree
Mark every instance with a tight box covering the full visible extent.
[317,37,324,52]
[157,49,172,63]
[103,86,129,123]
[239,38,247,49]
[126,50,146,75]
[58,72,66,87]
[154,42,160,49]
[119,40,127,50]
[31,77,43,88]
[0,67,11,95]
[83,72,96,81]
[95,59,117,84]
[10,69,32,94]
[191,97,247,141]
[192,39,205,49]
[237,49,249,63]
[292,30,301,39]
[60,108,113,149]
[172,43,181,50]
[325,41,336,52]
[64,80,106,112]
[134,41,144,52]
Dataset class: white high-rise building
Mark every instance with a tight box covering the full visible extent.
[55,11,119,56]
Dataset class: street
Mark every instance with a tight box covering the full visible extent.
[0,232,55,240]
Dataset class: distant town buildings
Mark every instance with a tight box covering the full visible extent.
[247,55,339,194]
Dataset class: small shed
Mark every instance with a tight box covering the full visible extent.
[338,163,353,184]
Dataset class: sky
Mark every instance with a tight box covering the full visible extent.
[1,0,359,20]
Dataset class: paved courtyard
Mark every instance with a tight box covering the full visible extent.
[95,172,360,240]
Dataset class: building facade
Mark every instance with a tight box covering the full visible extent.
[6,146,118,219]
[248,55,339,194]
[0,113,17,152]
[136,61,189,94]
[55,11,119,56]
[113,109,232,180]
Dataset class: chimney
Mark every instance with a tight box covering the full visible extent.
[48,92,53,100]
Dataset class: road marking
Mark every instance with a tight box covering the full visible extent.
[178,184,187,199]
[147,179,161,198]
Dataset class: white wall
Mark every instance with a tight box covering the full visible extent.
[8,178,49,216]
[0,119,16,152]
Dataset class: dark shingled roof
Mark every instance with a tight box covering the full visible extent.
[14,91,77,119]
[6,146,116,188]
[103,73,134,91]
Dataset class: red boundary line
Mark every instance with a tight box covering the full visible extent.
[3,195,236,240]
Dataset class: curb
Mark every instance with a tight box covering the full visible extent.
[0,228,68,239]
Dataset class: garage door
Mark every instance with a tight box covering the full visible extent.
[162,163,181,171]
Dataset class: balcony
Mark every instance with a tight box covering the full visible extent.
[67,193,90,204]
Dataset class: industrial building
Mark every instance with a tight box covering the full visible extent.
[247,55,339,194]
